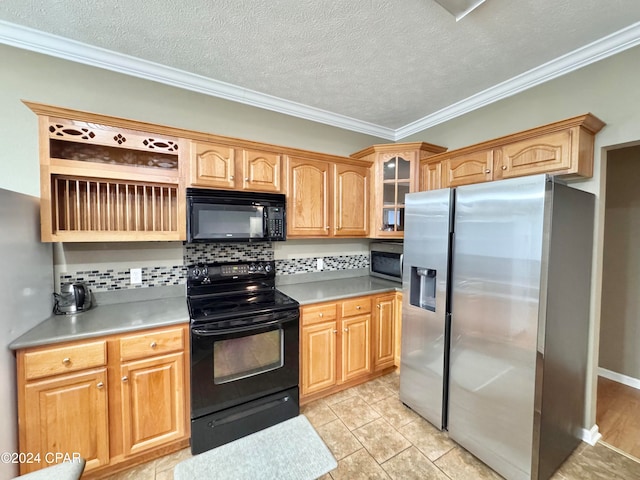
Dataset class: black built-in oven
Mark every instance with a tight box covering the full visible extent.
[187,261,300,454]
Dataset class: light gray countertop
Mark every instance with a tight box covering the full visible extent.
[9,276,402,350]
[277,275,401,305]
[9,287,189,350]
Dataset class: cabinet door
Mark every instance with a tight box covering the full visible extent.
[21,369,109,475]
[286,157,331,236]
[373,295,396,370]
[241,149,282,192]
[442,149,495,187]
[191,142,236,188]
[497,130,572,179]
[334,163,369,237]
[341,314,371,383]
[420,160,442,191]
[301,321,337,396]
[375,153,416,237]
[395,292,403,367]
[120,352,186,456]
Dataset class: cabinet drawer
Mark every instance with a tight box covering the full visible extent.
[23,340,107,381]
[342,297,372,317]
[120,326,185,362]
[302,303,338,326]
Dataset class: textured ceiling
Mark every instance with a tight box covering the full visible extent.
[1,0,640,136]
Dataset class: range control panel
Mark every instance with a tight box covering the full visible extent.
[187,261,275,286]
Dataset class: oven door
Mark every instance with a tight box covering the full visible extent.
[190,309,299,419]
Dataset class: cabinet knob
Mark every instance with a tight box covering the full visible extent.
[62,357,71,365]
[356,305,361,310]
[96,382,104,389]
[150,341,157,348]
[485,169,491,174]
[230,175,234,180]
[333,330,337,334]
[319,312,324,318]
[377,304,381,309]
[501,165,507,170]
[245,177,250,181]
[344,327,349,332]
[122,376,128,383]
[325,226,330,230]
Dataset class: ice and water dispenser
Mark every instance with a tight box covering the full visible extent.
[410,267,436,312]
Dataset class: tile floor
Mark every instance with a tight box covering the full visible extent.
[105,372,640,480]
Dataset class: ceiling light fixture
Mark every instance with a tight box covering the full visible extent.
[433,0,486,21]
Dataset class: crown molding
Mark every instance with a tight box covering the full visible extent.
[2,20,639,143]
[395,21,640,140]
[0,20,396,140]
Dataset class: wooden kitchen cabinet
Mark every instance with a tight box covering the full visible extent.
[442,148,497,188]
[301,320,338,396]
[286,156,331,236]
[373,293,396,371]
[16,325,189,477]
[420,159,443,191]
[333,162,369,237]
[497,129,573,179]
[285,156,370,238]
[21,368,110,474]
[190,141,236,189]
[395,292,403,367]
[350,142,447,238]
[419,113,605,191]
[300,294,397,404]
[120,352,185,456]
[190,142,282,192]
[340,297,372,382]
[26,102,187,243]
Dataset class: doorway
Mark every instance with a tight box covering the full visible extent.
[597,144,640,459]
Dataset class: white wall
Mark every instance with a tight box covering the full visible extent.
[599,145,640,378]
[405,44,640,432]
[0,190,53,479]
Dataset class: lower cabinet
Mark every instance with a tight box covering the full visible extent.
[120,352,186,456]
[373,293,396,371]
[16,325,189,477]
[300,292,398,403]
[22,368,110,473]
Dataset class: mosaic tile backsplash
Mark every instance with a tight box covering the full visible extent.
[59,242,370,292]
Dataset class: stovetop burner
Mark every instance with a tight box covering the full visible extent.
[186,260,299,324]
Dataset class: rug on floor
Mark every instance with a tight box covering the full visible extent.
[174,415,337,480]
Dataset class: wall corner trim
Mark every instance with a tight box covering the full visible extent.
[582,425,602,446]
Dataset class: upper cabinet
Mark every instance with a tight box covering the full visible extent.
[285,156,370,238]
[26,102,187,243]
[190,142,282,193]
[422,113,605,190]
[442,148,496,188]
[286,156,331,237]
[351,142,446,238]
[333,162,369,237]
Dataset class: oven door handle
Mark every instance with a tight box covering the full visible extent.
[191,311,298,337]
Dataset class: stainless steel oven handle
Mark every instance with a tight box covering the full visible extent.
[192,311,298,337]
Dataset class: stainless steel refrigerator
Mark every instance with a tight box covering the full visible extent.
[399,174,593,480]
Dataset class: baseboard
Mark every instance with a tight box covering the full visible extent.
[581,424,602,446]
[598,367,640,390]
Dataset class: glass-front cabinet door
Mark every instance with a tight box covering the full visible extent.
[381,155,412,233]
[349,142,447,239]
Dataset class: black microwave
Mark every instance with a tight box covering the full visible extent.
[186,188,286,243]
